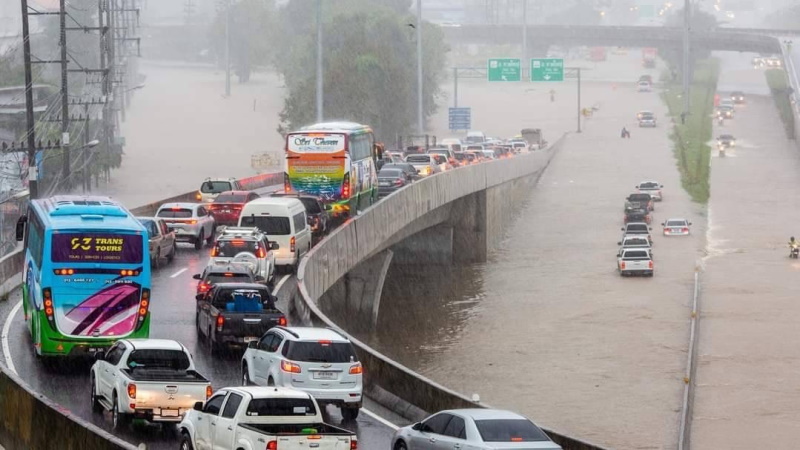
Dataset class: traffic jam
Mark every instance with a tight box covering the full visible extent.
[91,122,559,449]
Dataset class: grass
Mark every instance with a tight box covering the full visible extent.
[764,68,796,139]
[661,59,720,204]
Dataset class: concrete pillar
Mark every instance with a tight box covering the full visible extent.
[341,249,394,329]
[391,225,454,265]
[447,190,487,264]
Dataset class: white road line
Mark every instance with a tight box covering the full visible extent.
[361,407,400,430]
[2,300,22,375]
[170,268,187,278]
[271,274,291,296]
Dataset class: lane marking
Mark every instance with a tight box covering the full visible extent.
[361,407,400,430]
[2,300,22,375]
[271,274,291,296]
[170,268,187,278]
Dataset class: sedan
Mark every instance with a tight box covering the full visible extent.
[208,190,259,226]
[662,218,692,236]
[383,163,420,181]
[392,409,562,450]
[378,168,410,197]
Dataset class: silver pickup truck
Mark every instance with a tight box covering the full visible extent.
[617,248,654,277]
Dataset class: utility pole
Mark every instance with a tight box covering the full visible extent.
[576,67,581,133]
[682,0,691,117]
[20,0,39,199]
[315,0,323,122]
[522,0,527,64]
[60,0,71,191]
[453,67,458,108]
[224,0,231,97]
[82,103,90,192]
[416,0,423,134]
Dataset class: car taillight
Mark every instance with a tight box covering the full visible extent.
[43,288,56,328]
[136,289,150,329]
[280,360,302,373]
[284,173,291,193]
[620,262,626,269]
[210,246,219,257]
[195,192,202,201]
[349,363,363,375]
[394,179,403,186]
[127,383,136,399]
[267,441,278,450]
[683,228,689,232]
[278,316,287,326]
[216,315,224,332]
[198,282,211,293]
[649,261,654,269]
[350,440,357,450]
[206,385,213,399]
[342,176,351,199]
[188,220,197,225]
[255,247,267,258]
[290,236,296,252]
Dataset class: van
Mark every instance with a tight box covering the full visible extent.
[238,197,312,269]
[465,130,486,144]
[439,138,463,153]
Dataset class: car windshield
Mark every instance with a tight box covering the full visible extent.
[215,193,247,203]
[282,341,358,363]
[157,208,193,218]
[201,181,233,193]
[623,250,650,259]
[240,216,292,235]
[379,169,402,178]
[625,238,649,246]
[246,398,317,417]
[667,220,687,227]
[127,349,191,371]
[474,419,550,442]
[628,194,651,201]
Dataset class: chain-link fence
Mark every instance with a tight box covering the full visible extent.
[0,190,27,260]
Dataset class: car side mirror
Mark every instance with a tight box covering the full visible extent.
[192,274,201,280]
[195,294,205,301]
[412,422,422,431]
[193,401,204,412]
[15,216,27,241]
[94,351,105,361]
[270,242,279,250]
[617,242,622,245]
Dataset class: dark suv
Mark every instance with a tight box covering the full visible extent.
[268,192,330,239]
[192,263,255,294]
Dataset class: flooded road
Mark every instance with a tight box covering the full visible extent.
[345,74,707,448]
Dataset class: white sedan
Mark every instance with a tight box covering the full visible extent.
[637,181,663,201]
[392,409,562,450]
[662,218,692,236]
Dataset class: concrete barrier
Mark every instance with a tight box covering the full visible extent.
[296,138,611,450]
[0,366,137,450]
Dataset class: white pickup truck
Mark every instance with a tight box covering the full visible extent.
[90,339,212,429]
[617,248,654,277]
[179,386,358,450]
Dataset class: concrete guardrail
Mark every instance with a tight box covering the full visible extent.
[295,138,611,450]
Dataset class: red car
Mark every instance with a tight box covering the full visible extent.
[208,190,259,226]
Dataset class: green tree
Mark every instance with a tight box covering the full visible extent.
[209,0,276,82]
[275,1,448,142]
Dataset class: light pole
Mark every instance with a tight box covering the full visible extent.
[682,0,691,117]
[225,0,231,97]
[79,140,100,192]
[522,0,527,64]
[416,0,423,134]
[316,0,323,123]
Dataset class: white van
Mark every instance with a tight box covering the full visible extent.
[465,130,486,144]
[439,138,463,153]
[238,197,312,269]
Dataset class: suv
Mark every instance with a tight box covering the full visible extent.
[625,193,654,212]
[197,178,242,203]
[210,227,278,286]
[267,192,330,240]
[638,112,656,127]
[241,326,363,420]
[621,222,653,245]
[428,147,459,168]
[636,181,663,201]
[192,263,256,294]
[156,203,216,250]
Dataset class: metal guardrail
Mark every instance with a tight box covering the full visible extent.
[678,271,701,450]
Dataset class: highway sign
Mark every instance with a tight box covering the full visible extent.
[449,107,471,131]
[487,58,521,82]
[530,58,564,82]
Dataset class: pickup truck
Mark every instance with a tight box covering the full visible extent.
[179,386,358,450]
[90,339,211,429]
[621,222,653,245]
[625,193,654,212]
[196,283,287,354]
[617,248,654,277]
[137,216,177,267]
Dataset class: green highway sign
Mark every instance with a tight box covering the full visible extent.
[530,58,564,82]
[487,58,521,82]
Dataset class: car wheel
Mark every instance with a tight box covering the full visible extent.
[394,440,408,450]
[207,227,216,244]
[267,376,275,387]
[242,364,251,386]
[341,406,359,421]
[194,231,204,250]
[180,433,194,450]
[90,375,103,413]
[167,242,176,262]
[112,393,129,429]
[154,248,161,269]
[292,252,300,274]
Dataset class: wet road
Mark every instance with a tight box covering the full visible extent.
[691,54,800,448]
[0,185,401,449]
[359,78,707,449]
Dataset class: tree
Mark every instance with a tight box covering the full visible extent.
[274,1,448,142]
[209,0,276,82]
[659,5,717,75]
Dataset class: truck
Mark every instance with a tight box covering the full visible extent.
[90,339,212,429]
[179,386,358,450]
[617,248,654,277]
[136,216,177,266]
[642,48,657,68]
[520,128,547,151]
[195,283,287,354]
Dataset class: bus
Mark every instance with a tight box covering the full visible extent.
[284,122,379,219]
[15,196,151,359]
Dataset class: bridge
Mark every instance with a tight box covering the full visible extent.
[441,24,800,53]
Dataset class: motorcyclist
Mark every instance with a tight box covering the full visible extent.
[790,236,798,248]
[621,127,629,138]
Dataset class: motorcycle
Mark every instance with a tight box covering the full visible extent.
[718,143,726,157]
[790,243,799,259]
[717,116,724,126]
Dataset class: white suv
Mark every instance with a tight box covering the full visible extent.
[156,203,216,250]
[209,227,278,286]
[241,326,363,420]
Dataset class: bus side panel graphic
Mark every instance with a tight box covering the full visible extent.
[63,283,140,336]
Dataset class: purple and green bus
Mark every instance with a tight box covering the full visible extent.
[16,196,151,359]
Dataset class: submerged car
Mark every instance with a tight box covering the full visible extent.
[662,218,692,236]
